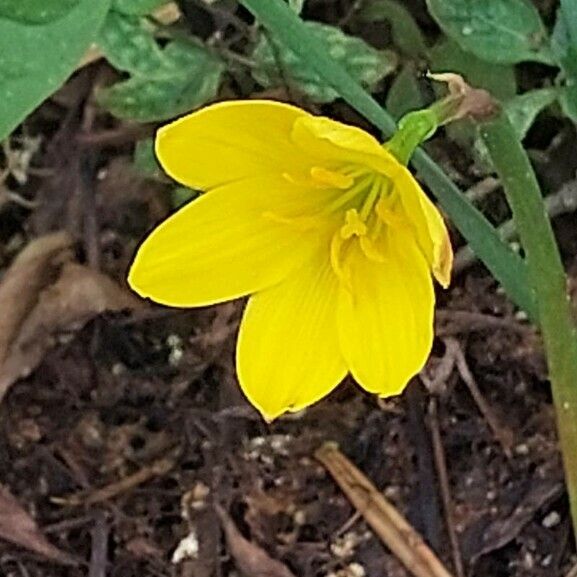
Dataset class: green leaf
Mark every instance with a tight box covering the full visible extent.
[385,65,425,120]
[171,185,198,209]
[358,0,427,58]
[552,5,577,121]
[240,0,538,320]
[133,138,162,177]
[504,88,558,140]
[251,21,396,103]
[473,88,558,168]
[113,0,167,15]
[425,0,554,65]
[98,11,225,121]
[0,0,80,24]
[288,0,305,14]
[0,0,111,141]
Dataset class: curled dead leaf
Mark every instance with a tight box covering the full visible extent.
[0,484,77,565]
[215,503,297,577]
[0,235,143,402]
[0,232,73,366]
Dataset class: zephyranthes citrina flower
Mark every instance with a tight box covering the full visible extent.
[128,100,452,421]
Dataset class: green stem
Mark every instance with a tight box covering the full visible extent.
[239,0,538,322]
[480,115,577,543]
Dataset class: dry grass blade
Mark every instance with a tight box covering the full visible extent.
[315,443,455,577]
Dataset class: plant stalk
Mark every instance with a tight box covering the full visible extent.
[480,115,577,543]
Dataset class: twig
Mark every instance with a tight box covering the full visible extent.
[464,176,500,204]
[88,511,109,577]
[421,339,515,457]
[52,452,178,507]
[435,309,530,337]
[454,178,577,273]
[450,338,515,456]
[315,444,455,577]
[428,398,465,577]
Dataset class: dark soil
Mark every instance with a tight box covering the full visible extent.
[1,1,576,576]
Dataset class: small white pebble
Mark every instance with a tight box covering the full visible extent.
[172,531,199,563]
[542,511,561,529]
[514,443,529,455]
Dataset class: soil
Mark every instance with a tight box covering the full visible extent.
[1,1,576,577]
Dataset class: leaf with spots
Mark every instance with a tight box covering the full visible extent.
[425,0,555,65]
[97,11,225,121]
[251,21,396,103]
[0,0,111,141]
[0,0,80,24]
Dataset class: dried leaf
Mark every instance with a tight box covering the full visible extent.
[0,484,77,565]
[0,232,73,365]
[215,503,297,577]
[0,261,142,401]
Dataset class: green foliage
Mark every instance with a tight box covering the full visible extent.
[358,0,427,58]
[552,3,577,121]
[385,65,425,120]
[0,0,81,24]
[251,22,396,103]
[504,88,558,140]
[288,0,305,14]
[133,138,198,208]
[0,0,111,141]
[473,88,559,168]
[97,11,225,121]
[133,138,162,178]
[113,0,167,15]
[425,0,554,65]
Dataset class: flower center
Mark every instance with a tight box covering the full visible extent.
[268,165,408,285]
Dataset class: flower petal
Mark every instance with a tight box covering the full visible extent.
[291,115,400,174]
[396,168,453,287]
[156,100,313,190]
[337,228,435,396]
[129,175,335,307]
[237,250,347,421]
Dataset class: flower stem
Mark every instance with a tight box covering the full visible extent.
[480,115,577,543]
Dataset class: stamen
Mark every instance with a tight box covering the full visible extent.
[375,196,407,228]
[359,177,382,221]
[324,174,374,213]
[310,167,354,189]
[330,232,353,291]
[340,209,367,239]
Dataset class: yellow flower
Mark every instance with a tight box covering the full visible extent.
[128,100,452,421]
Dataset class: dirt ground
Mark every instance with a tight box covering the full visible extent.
[1,1,577,577]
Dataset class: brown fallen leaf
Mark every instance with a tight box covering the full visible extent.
[0,232,73,366]
[215,503,297,577]
[0,484,77,565]
[0,261,142,401]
